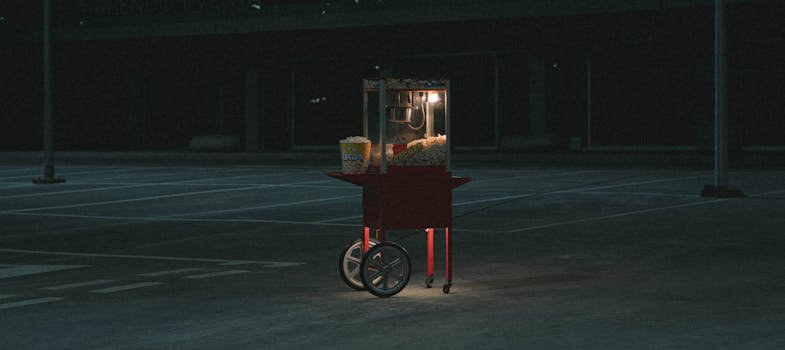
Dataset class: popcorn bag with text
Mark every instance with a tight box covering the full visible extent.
[339,136,371,174]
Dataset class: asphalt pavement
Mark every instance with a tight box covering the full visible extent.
[1,158,784,349]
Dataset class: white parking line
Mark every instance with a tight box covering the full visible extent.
[220,261,302,268]
[0,248,305,267]
[455,175,707,207]
[316,215,362,223]
[0,297,64,310]
[467,170,603,184]
[184,270,250,279]
[0,294,14,299]
[6,185,271,213]
[4,178,345,214]
[561,175,707,192]
[41,279,116,291]
[0,211,358,227]
[0,167,34,174]
[166,194,360,218]
[506,198,727,232]
[82,181,346,189]
[0,168,138,180]
[90,282,163,294]
[0,264,88,279]
[138,268,203,277]
[750,189,785,197]
[0,183,156,200]
[556,190,698,198]
[454,193,537,206]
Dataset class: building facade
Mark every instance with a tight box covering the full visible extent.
[1,0,782,152]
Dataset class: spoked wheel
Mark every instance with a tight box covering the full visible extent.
[360,242,411,298]
[339,238,379,290]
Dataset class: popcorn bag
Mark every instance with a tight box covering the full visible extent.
[339,136,371,174]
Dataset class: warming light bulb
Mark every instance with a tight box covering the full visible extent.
[427,92,440,103]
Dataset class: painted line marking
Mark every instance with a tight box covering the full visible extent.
[184,270,250,279]
[506,199,727,233]
[175,172,320,184]
[556,190,698,198]
[166,194,360,218]
[0,249,305,267]
[5,185,271,213]
[0,211,356,227]
[0,294,14,299]
[0,183,157,200]
[4,179,345,214]
[222,261,302,268]
[0,168,35,174]
[750,189,785,197]
[454,193,537,206]
[138,268,203,277]
[455,175,707,207]
[0,297,64,310]
[41,279,116,291]
[0,264,89,280]
[0,167,142,181]
[560,175,707,192]
[80,181,348,189]
[95,169,311,186]
[90,282,163,294]
[467,170,603,184]
[316,215,363,223]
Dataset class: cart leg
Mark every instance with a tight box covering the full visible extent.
[426,228,434,288]
[443,227,452,294]
[363,227,370,253]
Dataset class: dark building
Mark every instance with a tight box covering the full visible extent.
[0,0,782,152]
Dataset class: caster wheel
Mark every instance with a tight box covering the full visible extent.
[360,242,411,298]
[425,276,434,288]
[338,238,378,291]
[442,283,452,294]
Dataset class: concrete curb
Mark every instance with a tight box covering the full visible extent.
[2,151,783,168]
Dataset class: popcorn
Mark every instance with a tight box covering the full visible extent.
[340,136,370,144]
[388,135,446,166]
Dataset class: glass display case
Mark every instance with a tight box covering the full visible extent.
[362,78,450,173]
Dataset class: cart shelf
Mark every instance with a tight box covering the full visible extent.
[327,166,470,230]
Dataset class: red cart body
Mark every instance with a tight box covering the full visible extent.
[329,166,470,230]
[328,165,470,294]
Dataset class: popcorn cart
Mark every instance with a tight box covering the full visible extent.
[327,78,471,297]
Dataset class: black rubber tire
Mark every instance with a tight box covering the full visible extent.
[359,242,411,298]
[338,238,378,291]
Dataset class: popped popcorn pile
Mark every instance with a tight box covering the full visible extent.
[340,136,370,144]
[388,134,446,166]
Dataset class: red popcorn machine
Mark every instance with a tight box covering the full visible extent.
[327,78,471,297]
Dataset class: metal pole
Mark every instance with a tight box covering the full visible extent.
[714,0,728,188]
[702,0,742,197]
[379,79,387,174]
[446,80,452,171]
[289,71,296,150]
[586,48,592,150]
[493,54,499,150]
[34,0,64,184]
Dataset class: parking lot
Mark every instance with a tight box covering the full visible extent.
[2,158,784,349]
